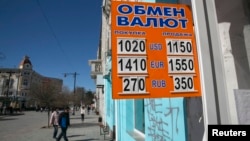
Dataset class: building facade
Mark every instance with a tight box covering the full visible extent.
[0,55,62,110]
[89,0,250,140]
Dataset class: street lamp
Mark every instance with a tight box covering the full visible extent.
[63,72,79,115]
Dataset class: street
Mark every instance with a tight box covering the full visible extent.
[0,110,112,141]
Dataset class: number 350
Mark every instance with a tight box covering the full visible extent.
[173,76,194,91]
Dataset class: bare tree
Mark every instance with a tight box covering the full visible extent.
[56,86,71,108]
[29,83,58,127]
[83,90,95,105]
[71,88,95,107]
[74,87,85,106]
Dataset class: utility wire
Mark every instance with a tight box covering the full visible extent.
[36,0,75,69]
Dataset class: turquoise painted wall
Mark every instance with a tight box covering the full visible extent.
[115,98,186,141]
[105,74,115,128]
[145,98,186,141]
[117,100,136,141]
[114,97,186,141]
[102,54,116,136]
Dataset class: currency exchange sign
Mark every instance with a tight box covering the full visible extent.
[111,1,201,99]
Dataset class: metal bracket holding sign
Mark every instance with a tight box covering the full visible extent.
[111,1,201,99]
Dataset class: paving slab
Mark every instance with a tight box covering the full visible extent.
[0,110,113,141]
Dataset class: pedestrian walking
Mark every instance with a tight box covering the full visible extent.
[57,107,70,141]
[87,105,91,115]
[80,106,85,122]
[50,107,59,139]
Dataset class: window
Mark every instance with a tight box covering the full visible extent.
[134,99,145,133]
[23,79,28,86]
[9,79,14,88]
[23,71,30,75]
[5,79,9,87]
[25,64,30,68]
[8,91,13,96]
[21,92,27,96]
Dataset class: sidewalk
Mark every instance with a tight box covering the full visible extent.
[67,110,113,141]
[0,110,113,141]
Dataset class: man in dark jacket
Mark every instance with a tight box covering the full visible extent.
[57,107,70,141]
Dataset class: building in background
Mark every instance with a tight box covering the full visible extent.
[0,55,62,110]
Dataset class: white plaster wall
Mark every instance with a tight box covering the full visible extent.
[218,22,239,124]
[234,90,250,124]
[215,0,250,88]
[244,25,250,70]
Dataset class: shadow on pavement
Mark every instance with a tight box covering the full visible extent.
[68,135,112,141]
[39,122,100,129]
[0,113,25,121]
[0,113,25,116]
[73,139,112,141]
[0,117,18,121]
[70,116,96,120]
[73,139,98,141]
[70,116,82,120]
[70,122,99,129]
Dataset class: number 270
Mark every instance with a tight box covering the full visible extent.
[123,77,146,93]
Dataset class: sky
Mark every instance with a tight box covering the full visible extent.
[0,0,102,92]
